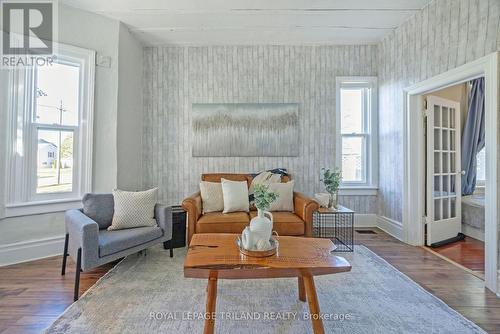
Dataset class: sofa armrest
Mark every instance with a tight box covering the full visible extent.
[155,204,173,240]
[182,191,202,245]
[293,192,320,237]
[65,209,99,271]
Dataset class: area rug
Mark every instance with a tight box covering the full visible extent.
[45,245,484,333]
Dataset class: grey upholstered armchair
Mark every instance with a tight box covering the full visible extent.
[61,193,173,301]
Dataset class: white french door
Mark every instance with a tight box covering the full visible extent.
[426,96,462,246]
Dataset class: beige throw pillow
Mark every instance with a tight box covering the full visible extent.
[200,181,224,213]
[268,181,295,212]
[221,178,250,213]
[108,188,158,231]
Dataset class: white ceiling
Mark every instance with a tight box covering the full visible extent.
[61,0,432,46]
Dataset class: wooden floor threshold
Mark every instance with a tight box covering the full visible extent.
[422,246,485,280]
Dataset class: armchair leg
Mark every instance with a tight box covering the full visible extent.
[61,234,69,276]
[163,241,174,257]
[74,248,81,302]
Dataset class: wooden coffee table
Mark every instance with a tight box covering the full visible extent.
[184,233,351,334]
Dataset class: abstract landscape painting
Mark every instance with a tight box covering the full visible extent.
[192,103,299,157]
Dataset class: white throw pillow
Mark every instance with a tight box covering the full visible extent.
[221,178,250,213]
[268,181,295,212]
[200,181,224,213]
[108,188,158,231]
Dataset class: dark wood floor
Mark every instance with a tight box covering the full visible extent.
[425,236,485,278]
[0,257,117,333]
[1,229,499,333]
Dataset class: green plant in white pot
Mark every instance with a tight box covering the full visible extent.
[241,184,279,250]
[320,168,342,209]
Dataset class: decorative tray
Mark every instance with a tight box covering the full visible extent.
[236,237,279,258]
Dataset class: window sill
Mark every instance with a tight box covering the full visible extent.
[5,198,83,218]
[338,187,378,196]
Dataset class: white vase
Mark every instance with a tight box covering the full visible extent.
[328,192,339,210]
[249,209,273,243]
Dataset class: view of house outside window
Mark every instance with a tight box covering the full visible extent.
[35,62,79,194]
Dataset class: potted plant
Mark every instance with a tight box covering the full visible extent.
[320,168,342,209]
[253,184,279,212]
[241,184,279,250]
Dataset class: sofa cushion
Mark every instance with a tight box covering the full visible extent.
[221,179,250,213]
[200,181,224,213]
[249,211,304,235]
[98,226,163,257]
[196,212,250,234]
[82,193,114,229]
[268,181,295,212]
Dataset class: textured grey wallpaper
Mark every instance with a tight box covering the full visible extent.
[377,0,500,223]
[143,45,378,211]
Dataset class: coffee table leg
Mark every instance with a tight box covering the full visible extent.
[204,276,218,334]
[303,274,325,334]
[298,276,306,302]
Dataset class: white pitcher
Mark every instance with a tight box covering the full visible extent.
[250,209,273,247]
[241,209,273,250]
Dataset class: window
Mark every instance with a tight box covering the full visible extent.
[476,147,486,188]
[5,43,95,217]
[336,77,378,192]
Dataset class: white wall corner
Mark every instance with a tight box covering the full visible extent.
[0,236,65,267]
[377,215,404,241]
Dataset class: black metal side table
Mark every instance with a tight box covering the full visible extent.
[163,206,187,255]
[313,206,354,252]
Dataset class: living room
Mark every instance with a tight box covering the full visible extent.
[0,0,499,333]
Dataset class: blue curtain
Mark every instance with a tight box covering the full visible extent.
[461,78,485,195]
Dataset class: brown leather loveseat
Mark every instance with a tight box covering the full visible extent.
[182,173,319,245]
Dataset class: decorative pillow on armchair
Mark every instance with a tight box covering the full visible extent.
[108,188,158,231]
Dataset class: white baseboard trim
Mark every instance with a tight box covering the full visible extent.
[498,270,500,298]
[0,235,65,267]
[377,215,404,241]
[461,224,485,242]
[354,214,377,227]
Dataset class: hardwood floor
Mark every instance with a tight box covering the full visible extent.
[0,256,117,333]
[355,229,500,333]
[1,229,499,333]
[424,236,485,278]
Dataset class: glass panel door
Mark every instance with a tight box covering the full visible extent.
[426,96,462,246]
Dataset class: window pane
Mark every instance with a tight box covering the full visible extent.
[37,129,73,194]
[341,137,365,182]
[36,63,80,126]
[476,148,486,182]
[340,88,363,133]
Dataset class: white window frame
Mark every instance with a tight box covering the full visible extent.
[4,42,95,217]
[336,76,378,195]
